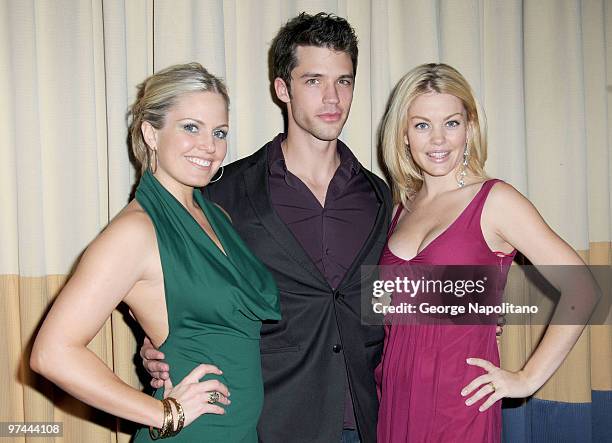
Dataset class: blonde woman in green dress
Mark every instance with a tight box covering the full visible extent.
[31,63,280,441]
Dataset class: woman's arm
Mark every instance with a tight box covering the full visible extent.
[30,207,229,427]
[462,182,597,411]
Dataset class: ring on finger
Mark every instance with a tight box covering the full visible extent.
[208,391,221,404]
[489,382,496,392]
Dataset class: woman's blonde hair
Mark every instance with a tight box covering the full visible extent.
[381,63,487,206]
[127,62,229,174]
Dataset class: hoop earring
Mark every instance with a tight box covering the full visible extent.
[209,166,224,183]
[149,148,158,174]
[456,144,469,188]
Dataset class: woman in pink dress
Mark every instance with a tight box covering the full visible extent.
[375,63,593,442]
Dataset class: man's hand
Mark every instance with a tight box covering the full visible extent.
[140,336,170,389]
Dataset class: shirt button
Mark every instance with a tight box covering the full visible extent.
[332,344,342,353]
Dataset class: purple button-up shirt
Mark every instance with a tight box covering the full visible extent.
[268,133,378,430]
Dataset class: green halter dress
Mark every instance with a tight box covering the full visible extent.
[133,171,280,442]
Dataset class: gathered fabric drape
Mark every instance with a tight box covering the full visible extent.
[0,1,610,441]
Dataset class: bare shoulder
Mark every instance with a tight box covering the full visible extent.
[485,180,534,214]
[483,180,583,265]
[86,200,157,263]
[104,200,155,243]
[54,200,160,316]
[483,179,548,238]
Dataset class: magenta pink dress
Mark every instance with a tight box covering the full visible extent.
[375,180,516,443]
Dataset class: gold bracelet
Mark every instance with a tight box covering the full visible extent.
[166,397,185,436]
[149,398,173,440]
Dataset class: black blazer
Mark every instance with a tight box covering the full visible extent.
[203,139,392,443]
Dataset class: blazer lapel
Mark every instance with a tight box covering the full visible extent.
[243,153,330,289]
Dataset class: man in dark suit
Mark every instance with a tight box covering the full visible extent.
[142,12,392,442]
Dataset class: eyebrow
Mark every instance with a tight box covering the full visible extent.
[298,72,355,80]
[410,112,463,121]
[299,72,322,78]
[178,118,228,128]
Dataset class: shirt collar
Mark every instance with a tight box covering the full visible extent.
[267,133,361,181]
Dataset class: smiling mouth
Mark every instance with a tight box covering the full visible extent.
[186,156,211,167]
[427,151,450,160]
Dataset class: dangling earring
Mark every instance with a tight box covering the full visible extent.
[149,148,158,174]
[457,144,469,188]
[405,143,413,161]
[209,166,224,183]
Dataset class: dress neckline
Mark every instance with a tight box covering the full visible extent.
[387,180,491,262]
[143,171,231,261]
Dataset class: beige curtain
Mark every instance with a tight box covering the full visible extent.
[1,0,610,441]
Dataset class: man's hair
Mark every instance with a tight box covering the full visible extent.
[270,12,358,88]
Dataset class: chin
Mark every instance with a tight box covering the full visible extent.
[421,169,460,180]
[182,170,215,188]
[312,126,343,141]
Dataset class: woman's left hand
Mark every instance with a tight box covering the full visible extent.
[461,358,537,412]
